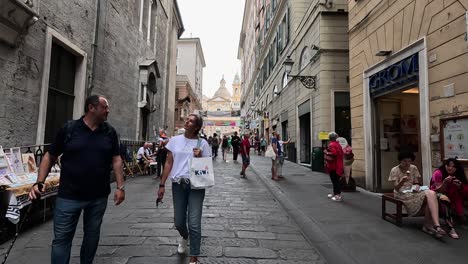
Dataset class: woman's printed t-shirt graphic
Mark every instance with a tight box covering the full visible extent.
[165,135,211,182]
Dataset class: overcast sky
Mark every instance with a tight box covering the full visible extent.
[177,0,245,98]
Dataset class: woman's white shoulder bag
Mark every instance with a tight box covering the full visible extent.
[189,138,215,189]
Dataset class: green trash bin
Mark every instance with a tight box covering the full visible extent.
[312,147,324,172]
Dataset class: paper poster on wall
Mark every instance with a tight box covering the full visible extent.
[442,117,468,160]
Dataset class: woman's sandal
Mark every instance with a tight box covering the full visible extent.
[449,228,459,239]
[433,226,447,238]
[422,226,446,238]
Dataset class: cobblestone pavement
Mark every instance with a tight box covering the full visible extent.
[0,153,326,264]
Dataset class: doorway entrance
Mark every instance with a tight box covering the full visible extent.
[299,113,311,164]
[374,87,421,191]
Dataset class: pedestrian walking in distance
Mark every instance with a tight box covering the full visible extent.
[221,135,228,161]
[29,94,125,264]
[157,113,211,264]
[240,132,251,178]
[231,131,241,161]
[211,133,220,159]
[324,132,344,201]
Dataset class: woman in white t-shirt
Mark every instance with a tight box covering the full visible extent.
[157,113,211,264]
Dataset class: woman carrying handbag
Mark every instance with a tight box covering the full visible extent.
[157,114,211,264]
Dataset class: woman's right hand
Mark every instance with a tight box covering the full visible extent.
[157,186,165,200]
[443,176,453,184]
[400,175,410,182]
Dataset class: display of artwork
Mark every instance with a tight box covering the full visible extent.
[0,146,8,169]
[9,147,25,175]
[22,153,37,173]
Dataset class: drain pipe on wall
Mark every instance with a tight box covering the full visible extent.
[88,0,101,96]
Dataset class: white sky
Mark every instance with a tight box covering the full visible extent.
[177,0,245,98]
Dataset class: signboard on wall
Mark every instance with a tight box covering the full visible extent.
[441,116,468,161]
[318,132,329,140]
[369,54,419,98]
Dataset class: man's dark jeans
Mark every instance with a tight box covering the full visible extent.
[212,146,218,157]
[232,146,239,160]
[329,171,341,195]
[51,197,108,264]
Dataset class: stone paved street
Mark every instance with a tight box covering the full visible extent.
[0,153,326,264]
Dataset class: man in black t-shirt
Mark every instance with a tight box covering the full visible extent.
[231,131,241,161]
[29,95,125,264]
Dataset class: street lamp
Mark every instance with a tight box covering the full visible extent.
[283,56,317,90]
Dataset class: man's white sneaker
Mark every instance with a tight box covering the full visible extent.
[331,196,342,202]
[177,238,188,254]
[327,194,334,198]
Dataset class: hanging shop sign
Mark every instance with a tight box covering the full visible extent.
[204,120,244,126]
[369,54,419,98]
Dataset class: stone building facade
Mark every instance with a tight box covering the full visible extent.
[239,0,349,164]
[174,75,202,133]
[349,0,468,191]
[176,38,206,103]
[0,0,183,147]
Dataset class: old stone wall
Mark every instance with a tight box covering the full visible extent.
[0,0,173,146]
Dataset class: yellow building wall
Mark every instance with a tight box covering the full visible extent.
[349,0,468,185]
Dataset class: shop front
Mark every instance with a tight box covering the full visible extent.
[363,39,431,192]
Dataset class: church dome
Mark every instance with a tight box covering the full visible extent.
[213,75,231,99]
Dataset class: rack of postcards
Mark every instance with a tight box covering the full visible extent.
[0,146,60,224]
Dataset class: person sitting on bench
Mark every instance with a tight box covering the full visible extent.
[431,158,468,238]
[137,142,153,174]
[388,151,446,238]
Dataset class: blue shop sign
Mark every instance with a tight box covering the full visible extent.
[369,54,419,97]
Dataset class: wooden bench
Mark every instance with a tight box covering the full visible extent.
[382,193,408,226]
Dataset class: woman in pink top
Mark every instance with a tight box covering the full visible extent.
[431,158,468,238]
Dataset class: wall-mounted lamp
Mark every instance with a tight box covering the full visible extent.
[283,56,317,90]
[376,50,392,56]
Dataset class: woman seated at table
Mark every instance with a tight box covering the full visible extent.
[431,158,468,228]
[388,151,446,237]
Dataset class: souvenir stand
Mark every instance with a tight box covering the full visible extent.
[0,146,60,228]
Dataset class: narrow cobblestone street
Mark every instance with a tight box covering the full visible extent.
[0,153,325,264]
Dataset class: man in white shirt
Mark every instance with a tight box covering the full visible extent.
[137,142,153,174]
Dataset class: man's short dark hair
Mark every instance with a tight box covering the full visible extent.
[398,151,416,161]
[84,94,104,113]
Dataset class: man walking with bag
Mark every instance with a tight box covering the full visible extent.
[29,95,125,264]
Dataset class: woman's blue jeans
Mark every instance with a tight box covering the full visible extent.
[172,181,205,256]
[51,197,108,264]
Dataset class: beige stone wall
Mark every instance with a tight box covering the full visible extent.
[349,0,468,185]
